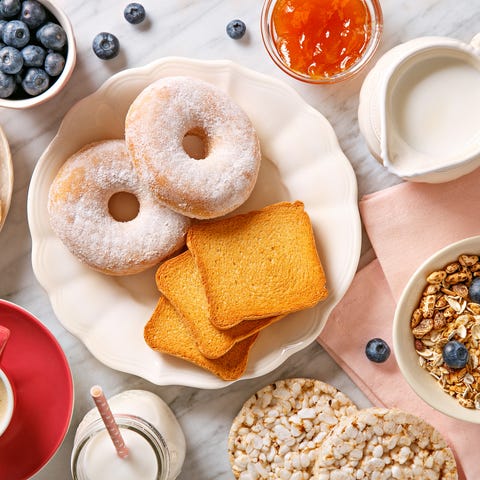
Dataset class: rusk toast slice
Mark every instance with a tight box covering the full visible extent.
[156,250,283,359]
[187,201,328,329]
[144,296,257,381]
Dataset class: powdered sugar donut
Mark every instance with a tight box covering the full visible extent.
[125,76,261,219]
[48,139,190,276]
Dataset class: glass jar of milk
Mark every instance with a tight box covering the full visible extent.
[71,390,186,480]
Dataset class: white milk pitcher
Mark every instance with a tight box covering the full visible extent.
[358,33,480,183]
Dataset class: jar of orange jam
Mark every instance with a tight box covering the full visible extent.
[261,0,383,84]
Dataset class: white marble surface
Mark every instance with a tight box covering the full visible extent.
[0,0,478,478]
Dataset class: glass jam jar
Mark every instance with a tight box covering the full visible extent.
[261,0,383,84]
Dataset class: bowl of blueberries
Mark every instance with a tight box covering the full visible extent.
[393,235,480,423]
[0,0,75,108]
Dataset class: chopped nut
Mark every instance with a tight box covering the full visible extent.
[452,284,469,298]
[446,272,469,284]
[421,294,436,318]
[410,308,423,329]
[414,339,425,351]
[435,296,448,309]
[459,254,479,267]
[445,262,461,274]
[443,307,456,318]
[424,284,441,296]
[412,317,434,338]
[433,311,446,329]
[426,270,447,284]
[468,303,480,314]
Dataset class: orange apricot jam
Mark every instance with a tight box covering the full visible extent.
[271,0,373,80]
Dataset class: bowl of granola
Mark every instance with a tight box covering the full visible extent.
[393,235,480,423]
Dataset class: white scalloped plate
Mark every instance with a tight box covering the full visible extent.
[27,57,361,388]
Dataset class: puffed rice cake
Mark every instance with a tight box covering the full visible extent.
[312,407,458,480]
[228,378,358,479]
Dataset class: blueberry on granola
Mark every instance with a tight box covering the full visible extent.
[442,340,469,369]
[469,277,480,304]
[365,338,391,363]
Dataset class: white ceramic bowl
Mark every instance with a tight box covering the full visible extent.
[0,0,76,109]
[394,235,480,423]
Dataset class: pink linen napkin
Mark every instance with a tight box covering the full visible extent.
[318,169,480,480]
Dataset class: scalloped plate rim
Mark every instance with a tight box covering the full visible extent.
[28,57,361,388]
[0,125,13,232]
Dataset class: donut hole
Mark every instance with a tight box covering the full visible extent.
[108,192,140,222]
[182,127,208,160]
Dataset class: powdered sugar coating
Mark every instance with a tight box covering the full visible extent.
[48,139,190,275]
[125,76,261,219]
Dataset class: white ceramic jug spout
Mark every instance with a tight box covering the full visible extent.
[359,34,480,183]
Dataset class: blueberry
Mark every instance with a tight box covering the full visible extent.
[442,340,469,369]
[365,338,391,363]
[469,277,480,304]
[20,0,46,29]
[226,19,246,40]
[21,66,49,96]
[0,0,21,18]
[0,70,14,97]
[0,20,6,38]
[0,45,22,73]
[21,44,45,67]
[3,20,29,48]
[44,51,64,76]
[36,22,67,51]
[92,32,119,60]
[124,3,145,24]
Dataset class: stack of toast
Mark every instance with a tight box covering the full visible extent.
[144,201,329,380]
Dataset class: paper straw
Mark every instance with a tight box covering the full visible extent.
[90,385,129,459]
[0,326,10,363]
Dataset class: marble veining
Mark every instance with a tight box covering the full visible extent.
[0,0,477,478]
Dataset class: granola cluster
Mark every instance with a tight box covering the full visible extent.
[411,254,480,409]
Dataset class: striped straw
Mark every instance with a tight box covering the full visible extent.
[90,385,129,459]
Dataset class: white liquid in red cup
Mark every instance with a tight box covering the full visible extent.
[0,369,14,437]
